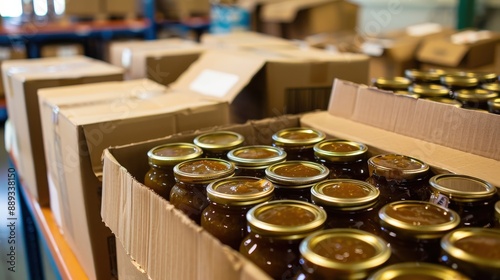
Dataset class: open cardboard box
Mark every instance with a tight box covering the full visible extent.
[2,55,124,206]
[38,79,230,280]
[101,78,499,280]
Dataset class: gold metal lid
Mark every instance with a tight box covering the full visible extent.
[467,72,498,83]
[173,158,235,184]
[409,84,450,97]
[481,82,500,93]
[373,77,412,91]
[147,143,203,166]
[299,229,390,275]
[393,91,420,99]
[441,228,500,269]
[193,131,244,152]
[367,154,429,181]
[272,127,326,147]
[246,200,327,239]
[313,139,368,162]
[265,161,330,188]
[207,177,274,206]
[429,174,497,202]
[311,179,379,211]
[405,69,442,83]
[227,145,287,168]
[488,98,500,111]
[440,75,478,88]
[453,89,498,102]
[423,97,462,108]
[378,201,460,239]
[367,262,471,280]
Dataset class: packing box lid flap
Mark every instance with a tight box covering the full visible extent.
[200,31,296,48]
[260,0,337,22]
[416,38,470,66]
[171,50,267,103]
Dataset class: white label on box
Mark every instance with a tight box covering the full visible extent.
[121,48,132,69]
[189,69,239,98]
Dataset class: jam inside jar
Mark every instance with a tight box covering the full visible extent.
[272,127,325,161]
[144,143,203,200]
[227,145,287,178]
[193,131,244,159]
[314,139,369,181]
[239,200,326,279]
[169,158,235,223]
[366,154,431,206]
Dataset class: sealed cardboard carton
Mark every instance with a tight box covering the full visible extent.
[38,79,230,280]
[2,56,124,206]
[0,46,26,99]
[157,0,211,20]
[40,44,85,58]
[64,0,103,17]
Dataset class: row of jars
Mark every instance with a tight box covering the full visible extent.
[143,128,500,279]
[372,69,500,114]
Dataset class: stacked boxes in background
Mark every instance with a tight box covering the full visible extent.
[0,46,27,99]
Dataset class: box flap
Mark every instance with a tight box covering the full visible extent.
[260,0,336,23]
[416,38,470,67]
[171,50,267,103]
[200,31,297,49]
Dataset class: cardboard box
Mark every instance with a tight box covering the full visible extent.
[64,0,104,17]
[38,79,230,280]
[200,30,298,49]
[40,44,85,58]
[2,56,124,206]
[116,239,148,280]
[258,0,358,40]
[0,46,26,99]
[109,38,205,84]
[157,0,211,20]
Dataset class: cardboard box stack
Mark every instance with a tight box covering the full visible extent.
[2,56,124,206]
[64,0,143,19]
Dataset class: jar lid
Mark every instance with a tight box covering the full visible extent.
[373,77,411,91]
[440,75,478,88]
[193,131,244,152]
[405,69,442,82]
[423,97,462,108]
[173,158,235,184]
[429,174,497,202]
[227,145,287,168]
[453,89,498,102]
[313,139,368,162]
[488,98,500,111]
[147,143,203,166]
[299,229,390,275]
[481,82,500,93]
[272,127,326,147]
[265,161,330,188]
[409,84,450,97]
[378,201,460,239]
[367,262,471,280]
[246,200,327,239]
[311,179,379,211]
[207,176,274,206]
[467,72,498,83]
[367,154,429,181]
[393,91,420,99]
[441,228,500,270]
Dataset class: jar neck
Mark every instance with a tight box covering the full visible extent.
[149,163,174,170]
[370,172,428,185]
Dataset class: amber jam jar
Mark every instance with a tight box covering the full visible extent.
[272,127,326,161]
[240,200,327,279]
[295,229,390,280]
[311,179,381,235]
[368,262,471,280]
[366,154,430,206]
[313,139,369,181]
[265,161,330,202]
[440,74,478,91]
[227,145,287,178]
[452,89,498,110]
[193,131,244,159]
[423,97,463,108]
[201,177,274,250]
[405,69,442,84]
[372,77,412,91]
[488,98,500,114]
[495,201,500,229]
[440,228,500,279]
[429,174,498,228]
[144,143,203,200]
[170,158,235,223]
[378,201,460,264]
[409,84,451,99]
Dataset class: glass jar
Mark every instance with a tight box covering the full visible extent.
[266,161,330,202]
[295,229,390,280]
[372,77,412,92]
[405,69,442,84]
[201,176,274,250]
[170,158,235,223]
[367,262,471,280]
[366,154,431,206]
[423,97,463,108]
[452,89,498,110]
[481,82,500,93]
[193,130,244,159]
[227,145,287,178]
[311,179,381,235]
[440,74,478,91]
[468,72,498,84]
[495,201,500,229]
[409,84,451,99]
[488,98,500,114]
[314,139,369,181]
[429,174,498,228]
[272,127,326,161]
[440,228,500,279]
[144,143,203,200]
[378,201,460,264]
[240,200,327,280]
